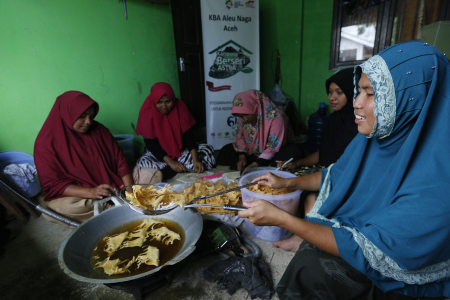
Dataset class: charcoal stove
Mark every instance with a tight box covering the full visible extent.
[104,265,177,300]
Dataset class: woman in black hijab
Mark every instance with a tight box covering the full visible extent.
[274,68,358,251]
[319,67,358,166]
[278,68,357,168]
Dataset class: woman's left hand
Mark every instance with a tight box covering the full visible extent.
[193,160,205,174]
[243,162,259,173]
[239,200,288,227]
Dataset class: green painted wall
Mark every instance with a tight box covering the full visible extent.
[1,0,337,156]
[259,1,279,95]
[259,0,335,124]
[299,0,336,121]
[259,0,302,111]
[0,0,178,155]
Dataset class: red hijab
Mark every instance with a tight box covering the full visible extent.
[34,91,131,201]
[135,82,196,158]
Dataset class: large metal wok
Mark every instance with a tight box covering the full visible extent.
[0,177,203,284]
[57,196,202,284]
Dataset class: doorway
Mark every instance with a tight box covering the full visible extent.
[171,0,206,143]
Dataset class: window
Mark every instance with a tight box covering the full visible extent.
[329,0,450,70]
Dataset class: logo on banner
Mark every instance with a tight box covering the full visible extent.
[206,81,231,92]
[245,1,255,8]
[227,116,238,129]
[225,0,233,9]
[208,40,253,79]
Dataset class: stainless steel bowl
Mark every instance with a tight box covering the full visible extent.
[118,184,179,215]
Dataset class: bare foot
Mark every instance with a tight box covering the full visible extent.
[272,235,304,252]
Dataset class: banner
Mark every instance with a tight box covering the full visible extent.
[200,0,260,150]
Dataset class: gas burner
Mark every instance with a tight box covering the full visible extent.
[104,265,177,300]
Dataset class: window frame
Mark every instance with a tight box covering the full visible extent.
[329,0,449,70]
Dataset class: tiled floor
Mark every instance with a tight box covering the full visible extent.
[0,166,295,300]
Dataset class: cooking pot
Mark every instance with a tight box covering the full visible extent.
[58,197,203,284]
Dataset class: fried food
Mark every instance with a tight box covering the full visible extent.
[136,246,160,268]
[147,227,181,245]
[104,232,128,256]
[180,179,242,215]
[120,219,164,249]
[124,184,185,210]
[246,181,295,195]
[94,219,182,276]
[95,257,136,275]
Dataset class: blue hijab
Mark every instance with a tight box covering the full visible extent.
[306,41,450,297]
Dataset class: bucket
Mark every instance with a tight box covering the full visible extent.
[0,151,41,198]
[239,170,302,242]
[114,134,135,165]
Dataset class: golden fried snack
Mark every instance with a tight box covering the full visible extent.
[180,179,242,215]
[104,232,128,256]
[120,219,165,249]
[95,257,136,275]
[124,184,185,210]
[246,182,295,195]
[136,246,160,269]
[146,227,181,245]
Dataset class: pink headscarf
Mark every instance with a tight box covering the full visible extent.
[34,91,131,201]
[135,82,196,158]
[231,90,291,160]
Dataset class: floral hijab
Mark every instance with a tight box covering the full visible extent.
[231,90,291,160]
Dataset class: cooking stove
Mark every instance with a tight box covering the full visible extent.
[104,265,177,300]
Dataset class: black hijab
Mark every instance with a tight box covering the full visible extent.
[318,68,358,167]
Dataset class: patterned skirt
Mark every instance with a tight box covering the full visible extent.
[136,144,216,171]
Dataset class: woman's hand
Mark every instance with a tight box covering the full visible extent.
[243,162,259,173]
[237,155,247,174]
[193,160,205,174]
[168,160,186,173]
[240,199,340,257]
[164,156,186,173]
[276,160,298,170]
[251,172,286,189]
[190,149,204,173]
[90,184,116,199]
[239,200,288,227]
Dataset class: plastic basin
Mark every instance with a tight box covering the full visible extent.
[114,134,135,164]
[239,170,302,242]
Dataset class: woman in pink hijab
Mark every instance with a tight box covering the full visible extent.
[217,89,300,174]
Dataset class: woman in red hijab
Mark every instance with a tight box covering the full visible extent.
[135,82,215,180]
[34,91,162,225]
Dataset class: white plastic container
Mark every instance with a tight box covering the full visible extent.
[114,134,135,164]
[239,170,302,242]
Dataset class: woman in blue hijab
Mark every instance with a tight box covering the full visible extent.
[240,40,450,299]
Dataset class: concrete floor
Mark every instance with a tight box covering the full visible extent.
[0,166,295,300]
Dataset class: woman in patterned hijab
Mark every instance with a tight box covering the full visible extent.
[217,89,300,174]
